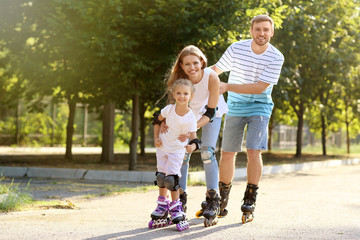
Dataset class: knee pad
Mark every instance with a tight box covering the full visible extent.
[164,175,180,191]
[154,172,166,188]
[201,146,216,164]
[183,152,191,164]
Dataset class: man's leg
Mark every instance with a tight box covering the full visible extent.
[218,115,246,217]
[241,116,268,223]
[219,151,236,184]
[246,149,263,185]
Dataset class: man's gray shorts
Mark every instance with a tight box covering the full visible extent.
[221,115,269,152]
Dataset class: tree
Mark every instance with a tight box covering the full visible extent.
[274,0,360,156]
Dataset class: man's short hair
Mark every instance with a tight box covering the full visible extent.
[251,15,274,30]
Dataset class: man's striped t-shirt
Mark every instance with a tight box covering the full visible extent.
[216,39,284,117]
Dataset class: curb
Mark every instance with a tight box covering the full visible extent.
[1,158,359,183]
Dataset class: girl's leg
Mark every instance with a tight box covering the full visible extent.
[170,189,180,202]
[159,187,168,197]
[201,117,222,191]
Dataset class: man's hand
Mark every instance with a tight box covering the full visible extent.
[178,132,190,142]
[220,82,228,95]
[185,143,196,153]
[154,138,162,148]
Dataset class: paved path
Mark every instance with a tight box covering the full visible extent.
[1,164,360,240]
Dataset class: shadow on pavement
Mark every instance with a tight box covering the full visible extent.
[85,221,242,240]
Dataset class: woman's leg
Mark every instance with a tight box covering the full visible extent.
[201,117,222,191]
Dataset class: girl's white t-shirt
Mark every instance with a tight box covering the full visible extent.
[158,104,197,154]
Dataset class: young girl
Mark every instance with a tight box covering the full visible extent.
[162,45,228,227]
[149,79,200,231]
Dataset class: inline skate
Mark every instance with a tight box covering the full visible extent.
[241,183,258,224]
[169,199,189,231]
[179,188,187,213]
[202,189,220,227]
[148,196,171,229]
[219,182,232,217]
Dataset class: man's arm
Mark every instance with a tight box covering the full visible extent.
[220,81,270,95]
[211,65,223,75]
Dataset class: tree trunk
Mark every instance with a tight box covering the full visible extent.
[139,101,146,156]
[129,93,140,170]
[321,113,327,156]
[101,101,115,163]
[15,100,21,145]
[83,104,88,146]
[345,108,350,154]
[65,99,76,160]
[295,104,304,158]
[268,114,274,151]
[51,102,56,147]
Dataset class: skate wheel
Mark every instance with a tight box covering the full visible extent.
[204,217,218,227]
[195,210,203,218]
[218,208,228,217]
[204,218,210,227]
[242,213,254,224]
[241,214,246,224]
[148,220,154,229]
[176,220,189,231]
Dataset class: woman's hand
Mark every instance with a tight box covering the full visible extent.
[178,132,190,142]
[159,121,168,134]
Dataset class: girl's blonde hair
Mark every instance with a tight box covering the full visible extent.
[166,45,207,94]
[168,78,195,105]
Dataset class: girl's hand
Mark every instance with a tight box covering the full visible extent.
[154,138,162,148]
[178,132,190,142]
[185,143,196,153]
[160,121,169,134]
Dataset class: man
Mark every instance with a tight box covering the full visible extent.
[211,15,284,223]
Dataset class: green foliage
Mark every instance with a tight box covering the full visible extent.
[0,102,68,146]
[0,177,33,211]
[1,0,360,157]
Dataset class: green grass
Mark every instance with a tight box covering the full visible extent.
[84,184,158,199]
[0,177,33,212]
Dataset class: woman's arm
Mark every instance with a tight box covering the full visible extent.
[196,71,220,129]
[185,132,199,153]
[153,114,165,147]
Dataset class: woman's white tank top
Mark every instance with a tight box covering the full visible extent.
[190,67,228,120]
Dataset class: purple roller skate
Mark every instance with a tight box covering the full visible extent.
[148,196,171,229]
[169,199,189,231]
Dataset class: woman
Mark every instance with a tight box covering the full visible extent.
[162,45,228,227]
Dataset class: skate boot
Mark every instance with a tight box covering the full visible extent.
[148,196,171,229]
[202,189,220,227]
[219,181,232,217]
[169,199,189,231]
[241,183,259,224]
[179,189,187,213]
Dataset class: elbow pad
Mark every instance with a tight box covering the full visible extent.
[203,105,218,122]
[152,112,164,125]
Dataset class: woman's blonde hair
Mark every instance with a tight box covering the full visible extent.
[166,45,207,94]
[168,78,195,105]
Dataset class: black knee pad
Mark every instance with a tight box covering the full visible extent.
[154,172,166,188]
[164,175,180,191]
